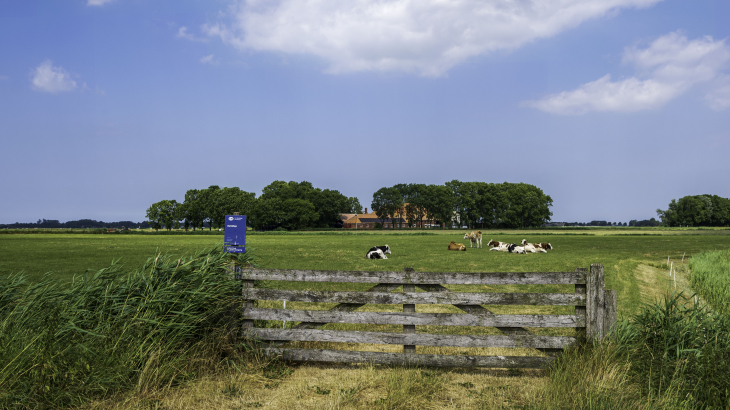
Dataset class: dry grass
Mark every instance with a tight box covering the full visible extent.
[83,359,547,410]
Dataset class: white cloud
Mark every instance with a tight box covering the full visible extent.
[177,26,209,43]
[524,75,681,114]
[87,0,115,6]
[30,60,77,93]
[203,0,663,77]
[525,32,730,114]
[199,54,219,65]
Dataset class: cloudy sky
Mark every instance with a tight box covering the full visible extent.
[1,0,729,224]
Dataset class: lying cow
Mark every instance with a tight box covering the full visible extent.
[369,244,391,255]
[366,248,388,259]
[508,244,526,254]
[520,239,548,253]
[487,240,510,251]
[447,241,466,251]
[464,231,482,248]
[520,239,552,252]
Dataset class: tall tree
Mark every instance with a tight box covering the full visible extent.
[346,197,363,214]
[201,185,222,230]
[220,187,256,222]
[250,197,284,230]
[146,200,178,231]
[145,202,163,231]
[424,184,454,228]
[281,198,318,230]
[658,194,730,227]
[182,189,205,230]
[372,187,403,228]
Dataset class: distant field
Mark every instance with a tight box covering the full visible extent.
[2,229,730,315]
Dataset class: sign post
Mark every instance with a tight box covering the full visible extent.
[225,213,251,336]
[224,214,246,254]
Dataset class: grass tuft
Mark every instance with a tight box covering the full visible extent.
[0,246,254,409]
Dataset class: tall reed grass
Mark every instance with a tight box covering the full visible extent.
[689,249,730,314]
[0,246,252,409]
[536,291,730,409]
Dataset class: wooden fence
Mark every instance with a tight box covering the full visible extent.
[236,264,617,368]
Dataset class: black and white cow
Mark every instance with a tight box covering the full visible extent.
[366,248,387,259]
[372,245,391,255]
[507,244,527,254]
[488,240,510,251]
[366,245,390,259]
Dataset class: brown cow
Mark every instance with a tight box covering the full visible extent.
[447,241,466,251]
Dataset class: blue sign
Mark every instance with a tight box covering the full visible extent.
[224,215,247,252]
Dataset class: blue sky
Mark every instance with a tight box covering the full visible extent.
[1,0,729,224]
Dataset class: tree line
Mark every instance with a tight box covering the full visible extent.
[0,219,151,229]
[371,181,553,229]
[657,194,730,227]
[145,182,362,231]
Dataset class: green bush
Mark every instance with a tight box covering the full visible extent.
[0,246,254,408]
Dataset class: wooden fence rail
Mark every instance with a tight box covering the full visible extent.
[236,264,616,368]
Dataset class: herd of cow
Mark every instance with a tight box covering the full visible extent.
[453,231,553,253]
[364,232,553,259]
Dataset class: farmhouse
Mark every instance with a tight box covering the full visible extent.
[343,208,407,229]
[343,204,445,229]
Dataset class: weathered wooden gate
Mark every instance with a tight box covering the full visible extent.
[237,264,616,368]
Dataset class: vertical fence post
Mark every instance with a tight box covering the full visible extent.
[574,268,587,342]
[603,289,617,338]
[403,267,416,355]
[241,263,255,338]
[586,264,605,341]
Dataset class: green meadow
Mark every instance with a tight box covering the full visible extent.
[3,229,730,409]
[2,229,730,316]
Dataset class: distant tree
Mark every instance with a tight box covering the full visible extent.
[346,197,363,214]
[220,187,256,222]
[160,200,179,231]
[500,183,553,228]
[259,180,355,228]
[182,189,205,230]
[201,185,222,230]
[372,187,403,228]
[250,197,284,230]
[281,198,318,230]
[145,203,163,231]
[427,185,455,228]
[404,184,428,227]
[146,200,178,231]
[657,194,730,227]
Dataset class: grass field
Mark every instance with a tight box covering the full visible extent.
[2,229,730,409]
[3,229,729,317]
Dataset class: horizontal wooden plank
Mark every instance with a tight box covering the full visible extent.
[244,288,585,306]
[239,268,585,285]
[247,308,583,328]
[293,283,400,330]
[248,328,575,349]
[262,348,555,368]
